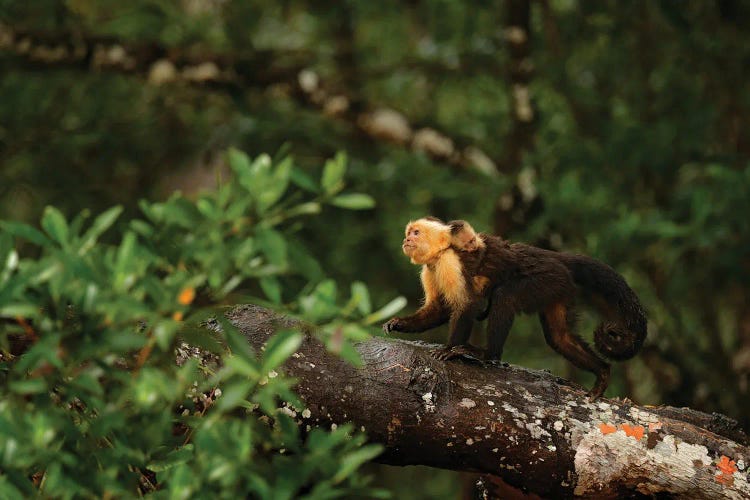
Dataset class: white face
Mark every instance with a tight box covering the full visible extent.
[402,219,450,264]
[401,224,421,255]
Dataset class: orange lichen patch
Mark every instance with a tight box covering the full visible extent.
[620,424,645,441]
[648,422,663,432]
[717,455,738,475]
[599,423,617,435]
[172,311,184,322]
[178,287,196,305]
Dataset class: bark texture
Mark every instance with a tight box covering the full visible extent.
[227,304,749,499]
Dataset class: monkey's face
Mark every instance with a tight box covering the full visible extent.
[448,219,483,252]
[453,228,478,252]
[402,219,451,265]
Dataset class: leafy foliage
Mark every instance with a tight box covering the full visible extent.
[0,151,388,498]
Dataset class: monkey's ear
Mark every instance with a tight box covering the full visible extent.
[437,230,452,249]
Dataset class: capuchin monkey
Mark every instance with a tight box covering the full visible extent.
[383,217,647,400]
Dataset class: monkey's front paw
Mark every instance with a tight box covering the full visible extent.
[430,347,455,361]
[430,345,484,363]
[382,318,403,334]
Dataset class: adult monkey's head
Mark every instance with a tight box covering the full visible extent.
[401,217,451,265]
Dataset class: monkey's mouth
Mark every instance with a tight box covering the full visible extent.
[402,242,415,254]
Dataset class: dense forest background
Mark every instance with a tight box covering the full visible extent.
[2,1,749,497]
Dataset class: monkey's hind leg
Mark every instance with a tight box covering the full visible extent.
[540,302,610,400]
[484,288,515,361]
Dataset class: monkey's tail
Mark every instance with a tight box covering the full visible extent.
[558,254,647,361]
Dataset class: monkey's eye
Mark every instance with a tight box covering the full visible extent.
[413,230,420,235]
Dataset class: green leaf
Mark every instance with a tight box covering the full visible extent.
[261,329,302,372]
[259,276,282,304]
[240,154,273,203]
[107,331,148,352]
[1,246,18,285]
[363,296,407,325]
[70,371,104,398]
[0,303,39,319]
[0,232,14,264]
[256,157,292,213]
[342,323,371,341]
[219,274,243,297]
[321,152,347,194]
[287,241,324,282]
[255,228,288,268]
[196,197,217,219]
[114,231,138,291]
[161,197,202,229]
[220,316,256,361]
[333,444,384,483]
[329,194,375,210]
[224,355,260,379]
[350,282,371,315]
[290,166,319,193]
[312,279,337,302]
[285,202,322,218]
[1,221,52,247]
[148,445,194,472]
[79,205,123,254]
[163,464,194,499]
[154,320,178,350]
[247,473,273,499]
[130,219,154,238]
[0,476,26,499]
[9,378,47,395]
[41,206,69,245]
[337,340,363,368]
[215,380,254,412]
[307,426,350,454]
[227,147,251,175]
[177,321,224,355]
[250,153,273,177]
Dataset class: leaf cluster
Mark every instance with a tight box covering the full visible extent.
[0,150,390,499]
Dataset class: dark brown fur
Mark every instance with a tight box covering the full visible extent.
[451,230,646,399]
[383,217,647,399]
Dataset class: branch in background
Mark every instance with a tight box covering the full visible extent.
[0,23,499,178]
[493,0,540,237]
[224,305,750,499]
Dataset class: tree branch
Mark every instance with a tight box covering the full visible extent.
[226,304,750,499]
[0,23,499,177]
[493,0,541,237]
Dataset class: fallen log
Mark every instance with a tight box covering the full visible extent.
[225,304,749,499]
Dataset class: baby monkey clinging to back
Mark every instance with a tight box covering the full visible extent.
[384,217,647,399]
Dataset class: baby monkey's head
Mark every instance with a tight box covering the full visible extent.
[448,219,484,252]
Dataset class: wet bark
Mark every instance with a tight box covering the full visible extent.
[227,304,749,499]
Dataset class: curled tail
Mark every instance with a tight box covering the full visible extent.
[558,254,647,361]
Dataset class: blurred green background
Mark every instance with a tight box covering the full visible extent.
[2,1,749,497]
